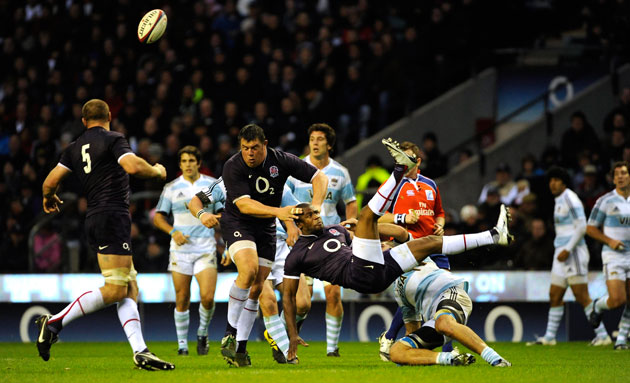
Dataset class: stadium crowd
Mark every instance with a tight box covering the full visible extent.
[1,0,630,273]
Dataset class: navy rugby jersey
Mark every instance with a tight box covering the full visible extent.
[58,127,134,217]
[221,147,318,224]
[284,224,353,285]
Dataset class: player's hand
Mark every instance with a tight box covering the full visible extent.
[405,211,419,224]
[288,337,298,361]
[278,206,302,221]
[341,217,358,231]
[200,212,220,228]
[286,222,300,247]
[43,194,63,213]
[297,336,309,347]
[433,223,444,236]
[172,231,190,246]
[221,250,232,266]
[608,239,625,251]
[153,163,167,180]
[557,249,569,262]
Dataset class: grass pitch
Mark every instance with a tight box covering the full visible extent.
[1,341,629,383]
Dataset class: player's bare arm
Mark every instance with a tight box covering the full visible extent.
[235,197,300,221]
[42,165,72,213]
[282,277,300,361]
[285,219,300,247]
[433,216,445,236]
[119,153,166,180]
[189,195,221,229]
[586,224,624,250]
[153,211,190,246]
[309,171,329,212]
[378,211,419,225]
[377,223,410,243]
[345,200,357,220]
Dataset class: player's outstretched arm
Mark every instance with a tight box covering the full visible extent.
[309,171,328,213]
[119,153,166,180]
[235,198,300,221]
[282,277,300,361]
[378,223,411,243]
[42,165,72,213]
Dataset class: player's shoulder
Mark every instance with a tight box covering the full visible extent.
[598,189,617,202]
[162,177,181,190]
[199,174,218,184]
[329,158,350,173]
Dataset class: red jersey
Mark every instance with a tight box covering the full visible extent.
[389,172,444,238]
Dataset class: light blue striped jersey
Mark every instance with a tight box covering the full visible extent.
[155,175,225,254]
[394,259,467,323]
[587,189,630,263]
[553,188,587,250]
[276,184,301,240]
[287,155,356,225]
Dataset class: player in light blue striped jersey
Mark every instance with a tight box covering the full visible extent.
[527,166,610,346]
[586,161,630,349]
[389,257,510,367]
[286,123,357,356]
[153,146,225,356]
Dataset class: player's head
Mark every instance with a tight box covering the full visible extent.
[294,202,324,235]
[546,166,570,196]
[612,160,630,189]
[81,99,111,128]
[399,141,422,177]
[238,124,268,168]
[308,123,336,158]
[178,145,201,178]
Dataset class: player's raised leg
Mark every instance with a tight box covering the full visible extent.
[260,280,289,364]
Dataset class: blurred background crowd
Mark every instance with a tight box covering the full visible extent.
[1,0,630,274]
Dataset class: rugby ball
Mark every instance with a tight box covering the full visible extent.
[137,9,167,44]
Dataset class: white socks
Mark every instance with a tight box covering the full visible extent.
[236,299,259,344]
[198,302,215,337]
[367,165,405,216]
[174,309,189,350]
[543,306,564,340]
[117,298,147,353]
[49,289,105,330]
[441,232,494,254]
[227,283,250,329]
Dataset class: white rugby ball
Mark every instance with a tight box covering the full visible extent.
[137,9,167,44]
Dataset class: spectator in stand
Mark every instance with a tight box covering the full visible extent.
[560,111,600,171]
[420,132,447,179]
[577,164,606,216]
[355,155,391,210]
[603,86,630,136]
[478,163,518,206]
[513,218,554,270]
[602,127,627,165]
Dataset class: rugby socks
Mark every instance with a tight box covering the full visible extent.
[264,314,290,357]
[585,303,609,339]
[616,305,630,346]
[481,346,502,365]
[48,289,105,333]
[367,164,406,216]
[226,283,249,335]
[197,302,215,337]
[595,295,611,313]
[326,313,343,353]
[117,298,147,353]
[236,298,259,353]
[543,306,564,340]
[436,352,453,365]
[385,308,404,340]
[441,231,494,254]
[280,311,308,332]
[174,309,189,351]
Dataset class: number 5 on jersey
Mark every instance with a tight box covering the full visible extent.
[82,144,91,173]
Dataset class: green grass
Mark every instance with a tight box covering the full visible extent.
[1,341,629,383]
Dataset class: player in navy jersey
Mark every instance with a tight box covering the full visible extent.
[189,124,328,367]
[282,138,513,361]
[36,99,174,371]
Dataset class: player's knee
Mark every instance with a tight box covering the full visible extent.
[325,287,341,303]
[435,315,456,337]
[609,295,626,308]
[297,295,311,314]
[102,284,128,303]
[200,294,214,308]
[389,342,407,364]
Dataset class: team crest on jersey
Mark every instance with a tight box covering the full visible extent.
[270,166,279,178]
[328,228,341,236]
[330,177,338,187]
[425,190,434,200]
